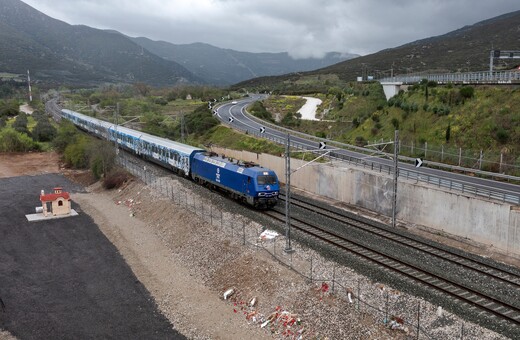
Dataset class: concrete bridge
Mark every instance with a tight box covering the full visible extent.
[379,69,520,100]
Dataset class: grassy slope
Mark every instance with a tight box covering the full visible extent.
[254,83,520,172]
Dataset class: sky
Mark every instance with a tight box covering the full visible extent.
[22,0,520,59]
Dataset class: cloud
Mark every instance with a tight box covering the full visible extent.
[22,0,520,58]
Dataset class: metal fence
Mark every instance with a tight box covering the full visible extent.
[397,140,520,176]
[116,154,487,339]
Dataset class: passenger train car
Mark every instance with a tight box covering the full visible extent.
[60,109,279,208]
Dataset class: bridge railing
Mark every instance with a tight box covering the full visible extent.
[379,70,520,84]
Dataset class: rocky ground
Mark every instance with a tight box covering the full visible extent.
[0,152,515,339]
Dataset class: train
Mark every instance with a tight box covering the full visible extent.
[60,109,280,208]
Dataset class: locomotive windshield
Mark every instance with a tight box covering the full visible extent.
[257,175,277,185]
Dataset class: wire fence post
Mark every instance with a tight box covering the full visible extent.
[332,264,336,293]
[458,147,462,166]
[385,291,389,324]
[357,280,361,311]
[416,301,421,339]
[242,220,245,245]
[309,256,313,282]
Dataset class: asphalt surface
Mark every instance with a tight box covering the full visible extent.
[0,174,185,339]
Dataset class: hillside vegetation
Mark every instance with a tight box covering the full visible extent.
[255,82,520,174]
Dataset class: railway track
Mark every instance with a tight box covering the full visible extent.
[264,198,520,329]
[281,194,520,290]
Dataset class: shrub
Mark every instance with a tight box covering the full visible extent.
[63,135,90,168]
[53,120,79,152]
[249,101,274,122]
[185,104,220,135]
[495,128,510,144]
[154,97,168,106]
[460,86,475,99]
[391,118,400,129]
[32,119,57,142]
[354,136,366,146]
[0,128,38,152]
[12,113,29,135]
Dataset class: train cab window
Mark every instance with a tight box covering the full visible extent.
[248,177,251,184]
[257,175,277,185]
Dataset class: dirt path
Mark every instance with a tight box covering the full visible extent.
[74,187,270,339]
[0,152,60,178]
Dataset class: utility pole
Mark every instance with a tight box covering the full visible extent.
[114,102,120,154]
[392,130,399,228]
[180,112,185,142]
[284,133,294,253]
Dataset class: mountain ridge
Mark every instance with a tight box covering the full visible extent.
[130,36,358,85]
[234,10,520,88]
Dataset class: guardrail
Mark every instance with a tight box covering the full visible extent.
[229,104,520,205]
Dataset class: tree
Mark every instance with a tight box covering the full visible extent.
[63,135,90,168]
[12,113,29,135]
[89,140,116,179]
[133,82,150,96]
[53,120,79,152]
[32,118,57,142]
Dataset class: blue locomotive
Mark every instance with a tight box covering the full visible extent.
[60,109,279,208]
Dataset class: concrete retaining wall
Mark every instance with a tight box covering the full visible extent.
[211,147,520,256]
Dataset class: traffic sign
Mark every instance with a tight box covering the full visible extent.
[213,109,217,115]
[415,158,423,168]
[319,142,326,150]
[260,127,265,133]
[228,117,234,123]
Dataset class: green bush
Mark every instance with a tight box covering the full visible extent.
[185,105,220,135]
[391,118,400,129]
[249,101,274,122]
[53,120,80,152]
[12,113,29,135]
[63,135,90,168]
[460,86,475,99]
[32,119,57,142]
[0,128,38,152]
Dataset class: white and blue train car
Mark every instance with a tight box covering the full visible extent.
[60,109,204,176]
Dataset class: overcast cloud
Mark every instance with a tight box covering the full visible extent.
[22,0,520,59]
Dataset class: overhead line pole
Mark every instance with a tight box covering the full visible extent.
[392,130,399,228]
[284,133,293,253]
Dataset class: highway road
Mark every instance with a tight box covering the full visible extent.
[215,95,520,205]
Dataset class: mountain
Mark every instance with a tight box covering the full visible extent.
[0,0,198,86]
[130,37,358,85]
[234,10,520,88]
